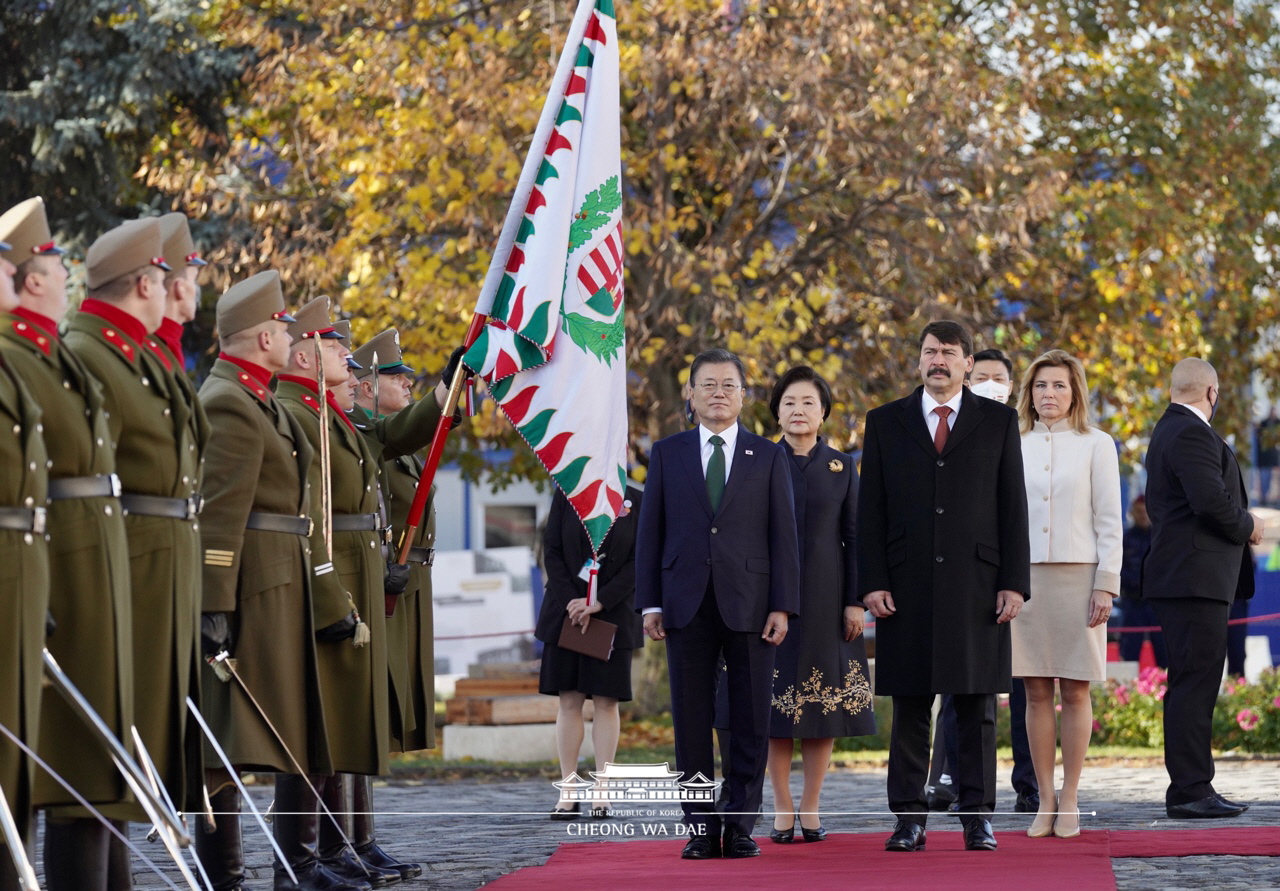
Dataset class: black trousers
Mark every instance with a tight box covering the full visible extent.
[666,586,776,835]
[889,693,996,824]
[1151,597,1229,804]
[1009,679,1037,797]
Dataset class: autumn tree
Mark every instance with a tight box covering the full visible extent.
[0,0,241,244]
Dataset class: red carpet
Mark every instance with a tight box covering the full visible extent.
[1109,826,1280,857]
[485,831,1115,890]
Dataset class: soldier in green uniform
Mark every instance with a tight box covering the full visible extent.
[348,329,462,879]
[0,238,50,891]
[276,300,397,888]
[0,197,134,890]
[64,217,205,884]
[196,271,333,891]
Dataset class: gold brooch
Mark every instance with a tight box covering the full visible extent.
[828,459,844,472]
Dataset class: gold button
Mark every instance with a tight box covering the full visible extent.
[28,462,35,471]
[1042,526,1048,532]
[105,505,114,516]
[1044,465,1050,471]
[24,497,33,507]
[24,533,32,545]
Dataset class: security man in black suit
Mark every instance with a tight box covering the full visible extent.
[858,320,1030,853]
[1142,357,1258,820]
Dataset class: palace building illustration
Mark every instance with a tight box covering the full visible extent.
[552,762,719,802]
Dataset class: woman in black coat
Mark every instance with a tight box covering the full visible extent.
[766,367,875,842]
[536,484,642,819]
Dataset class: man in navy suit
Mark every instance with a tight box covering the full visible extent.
[636,348,800,860]
[1143,357,1259,819]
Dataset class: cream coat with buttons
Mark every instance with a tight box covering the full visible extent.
[1021,421,1123,594]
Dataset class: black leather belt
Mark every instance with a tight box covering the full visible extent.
[246,511,313,536]
[120,493,204,521]
[331,513,381,532]
[0,506,47,534]
[407,546,435,566]
[48,473,121,500]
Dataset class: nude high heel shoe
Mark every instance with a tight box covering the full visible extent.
[1027,792,1057,838]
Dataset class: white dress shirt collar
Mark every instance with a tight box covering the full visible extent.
[699,423,738,478]
[922,388,963,424]
[1181,403,1211,427]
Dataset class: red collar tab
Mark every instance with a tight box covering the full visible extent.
[80,299,147,349]
[219,353,275,395]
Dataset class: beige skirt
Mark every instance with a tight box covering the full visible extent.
[1012,563,1107,682]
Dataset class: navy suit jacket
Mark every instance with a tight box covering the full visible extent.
[635,424,801,632]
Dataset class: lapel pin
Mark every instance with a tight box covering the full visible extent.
[829,459,844,472]
[745,449,754,455]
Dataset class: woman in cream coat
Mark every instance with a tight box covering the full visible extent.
[1014,350,1122,839]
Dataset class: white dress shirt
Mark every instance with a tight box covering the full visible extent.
[922,389,963,439]
[1182,403,1211,427]
[699,422,738,480]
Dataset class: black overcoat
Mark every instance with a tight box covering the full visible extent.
[856,386,1031,696]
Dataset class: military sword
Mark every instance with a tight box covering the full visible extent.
[184,696,298,886]
[0,782,38,891]
[133,727,215,891]
[0,721,183,891]
[201,657,366,873]
[313,335,333,558]
[41,649,188,841]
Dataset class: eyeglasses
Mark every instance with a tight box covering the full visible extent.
[696,381,741,395]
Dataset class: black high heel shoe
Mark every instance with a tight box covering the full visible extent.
[549,802,581,821]
[800,824,828,842]
[769,814,796,844]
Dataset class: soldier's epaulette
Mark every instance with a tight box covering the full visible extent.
[10,318,52,356]
[100,327,138,363]
[300,393,322,414]
[144,337,173,371]
[233,371,271,403]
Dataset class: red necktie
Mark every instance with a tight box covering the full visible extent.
[933,406,952,453]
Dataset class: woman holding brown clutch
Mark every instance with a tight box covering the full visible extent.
[536,484,643,819]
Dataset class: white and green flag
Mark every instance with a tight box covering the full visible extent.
[463,0,627,553]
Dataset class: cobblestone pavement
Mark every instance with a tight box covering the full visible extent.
[27,759,1278,890]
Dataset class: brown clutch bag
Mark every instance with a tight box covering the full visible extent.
[557,614,617,661]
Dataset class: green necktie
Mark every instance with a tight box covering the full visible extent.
[707,434,726,512]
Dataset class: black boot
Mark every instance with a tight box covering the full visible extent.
[318,775,397,888]
[353,775,422,880]
[197,783,249,891]
[44,817,110,891]
[107,820,134,890]
[273,773,366,891]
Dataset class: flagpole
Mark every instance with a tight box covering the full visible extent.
[396,0,602,560]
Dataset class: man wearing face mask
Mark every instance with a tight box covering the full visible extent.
[1143,358,1260,819]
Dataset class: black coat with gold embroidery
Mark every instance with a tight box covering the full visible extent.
[197,359,330,776]
[0,358,48,841]
[278,379,389,775]
[0,312,134,813]
[65,308,205,813]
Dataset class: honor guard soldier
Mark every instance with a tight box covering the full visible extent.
[347,329,462,879]
[0,238,50,891]
[0,197,135,890]
[196,272,332,891]
[65,217,206,877]
[276,300,397,889]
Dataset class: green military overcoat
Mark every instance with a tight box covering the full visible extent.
[65,305,204,813]
[198,358,330,777]
[278,378,389,775]
[352,392,444,751]
[0,359,48,840]
[0,311,134,813]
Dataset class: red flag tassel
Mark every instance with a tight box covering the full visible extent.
[587,566,599,609]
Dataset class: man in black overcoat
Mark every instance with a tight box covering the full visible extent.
[1142,357,1258,819]
[857,320,1030,852]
